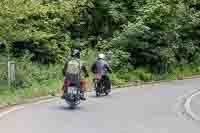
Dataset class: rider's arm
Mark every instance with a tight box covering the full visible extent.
[105,63,112,73]
[91,63,96,74]
[82,65,89,77]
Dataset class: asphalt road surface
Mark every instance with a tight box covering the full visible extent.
[1,78,200,133]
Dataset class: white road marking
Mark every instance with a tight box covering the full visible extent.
[0,106,25,119]
[33,98,57,105]
[0,98,56,119]
[184,91,200,121]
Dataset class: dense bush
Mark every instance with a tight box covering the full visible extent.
[110,0,200,73]
[0,0,90,63]
[77,0,200,73]
[0,0,200,75]
[1,0,200,105]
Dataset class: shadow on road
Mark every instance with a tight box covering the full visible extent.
[51,105,85,112]
[88,94,113,99]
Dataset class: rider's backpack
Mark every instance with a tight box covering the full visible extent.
[65,59,80,85]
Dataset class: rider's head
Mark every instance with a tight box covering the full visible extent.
[71,48,80,59]
[98,53,105,60]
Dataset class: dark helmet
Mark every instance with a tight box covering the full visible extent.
[71,48,80,58]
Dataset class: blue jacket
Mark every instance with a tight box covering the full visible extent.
[91,59,111,75]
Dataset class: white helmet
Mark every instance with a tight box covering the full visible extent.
[98,53,105,59]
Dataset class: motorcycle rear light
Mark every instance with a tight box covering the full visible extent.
[64,80,70,87]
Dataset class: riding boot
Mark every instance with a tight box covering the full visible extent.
[80,90,86,100]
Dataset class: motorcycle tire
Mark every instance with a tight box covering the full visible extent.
[105,92,108,95]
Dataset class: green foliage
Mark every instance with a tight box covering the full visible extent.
[0,0,81,63]
[15,55,63,87]
[0,55,63,105]
[109,49,130,71]
[109,0,200,73]
[1,0,199,70]
[0,80,62,105]
[1,0,200,95]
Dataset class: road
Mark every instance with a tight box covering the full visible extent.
[0,78,200,133]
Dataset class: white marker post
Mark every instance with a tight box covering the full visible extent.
[8,61,16,88]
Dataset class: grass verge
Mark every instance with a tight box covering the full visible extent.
[1,53,200,108]
[0,80,62,106]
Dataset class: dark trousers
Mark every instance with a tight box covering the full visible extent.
[102,75,111,90]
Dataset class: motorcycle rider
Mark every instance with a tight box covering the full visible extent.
[91,53,112,92]
[61,48,89,100]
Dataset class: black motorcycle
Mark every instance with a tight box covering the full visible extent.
[94,74,110,97]
[63,85,81,108]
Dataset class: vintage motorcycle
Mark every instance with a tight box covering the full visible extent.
[94,74,110,97]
